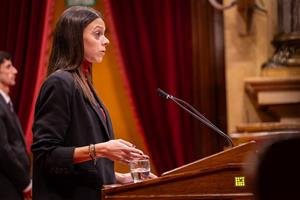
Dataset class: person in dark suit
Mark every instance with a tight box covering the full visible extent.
[0,51,32,199]
[31,6,155,200]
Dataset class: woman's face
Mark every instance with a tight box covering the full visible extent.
[83,18,109,63]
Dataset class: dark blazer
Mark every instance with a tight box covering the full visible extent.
[31,70,116,200]
[0,94,31,200]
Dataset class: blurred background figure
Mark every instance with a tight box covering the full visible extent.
[0,51,32,199]
[249,136,300,200]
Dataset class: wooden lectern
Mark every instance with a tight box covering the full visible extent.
[102,141,257,200]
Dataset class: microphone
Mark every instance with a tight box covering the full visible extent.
[157,88,234,147]
[157,88,172,99]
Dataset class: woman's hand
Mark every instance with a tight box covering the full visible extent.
[115,172,133,184]
[96,139,148,164]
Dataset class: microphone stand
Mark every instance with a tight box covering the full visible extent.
[157,88,234,147]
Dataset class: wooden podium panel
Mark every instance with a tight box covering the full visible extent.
[162,141,256,176]
[102,142,256,200]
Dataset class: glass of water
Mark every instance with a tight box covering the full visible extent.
[129,159,150,183]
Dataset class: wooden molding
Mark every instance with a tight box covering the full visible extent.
[236,121,300,132]
[245,76,300,106]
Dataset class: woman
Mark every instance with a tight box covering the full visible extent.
[31,6,150,200]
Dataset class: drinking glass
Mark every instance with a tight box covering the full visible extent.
[129,159,150,183]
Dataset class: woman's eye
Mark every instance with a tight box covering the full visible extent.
[95,30,104,36]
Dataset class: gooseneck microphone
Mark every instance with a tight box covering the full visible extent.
[157,88,234,147]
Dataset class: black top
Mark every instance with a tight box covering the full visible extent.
[31,70,116,200]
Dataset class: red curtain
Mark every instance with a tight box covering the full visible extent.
[104,0,195,174]
[0,0,53,152]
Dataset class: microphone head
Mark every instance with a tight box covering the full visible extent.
[157,88,171,99]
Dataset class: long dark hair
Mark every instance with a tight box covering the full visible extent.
[48,6,103,104]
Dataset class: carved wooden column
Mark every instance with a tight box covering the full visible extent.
[262,0,300,76]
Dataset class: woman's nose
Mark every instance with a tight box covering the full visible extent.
[102,36,110,46]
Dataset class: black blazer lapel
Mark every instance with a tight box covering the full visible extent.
[99,102,114,139]
[90,85,114,139]
[84,86,110,139]
[85,99,109,138]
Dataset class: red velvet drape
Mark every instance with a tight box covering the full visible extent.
[104,0,195,174]
[0,0,53,152]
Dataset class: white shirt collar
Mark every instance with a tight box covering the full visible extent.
[0,89,11,104]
